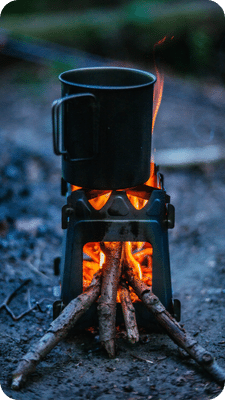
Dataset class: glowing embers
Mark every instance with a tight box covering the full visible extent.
[83,241,153,301]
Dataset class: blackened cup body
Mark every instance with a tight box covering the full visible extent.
[52,67,156,190]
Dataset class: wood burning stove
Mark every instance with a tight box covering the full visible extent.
[52,66,180,328]
[55,171,178,329]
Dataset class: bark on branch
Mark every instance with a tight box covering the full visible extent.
[125,267,225,384]
[119,281,139,344]
[11,271,102,390]
[97,242,122,358]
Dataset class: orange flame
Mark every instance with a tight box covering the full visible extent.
[124,242,142,280]
[152,35,174,134]
[88,191,111,210]
[145,161,161,189]
[152,36,166,134]
[83,241,153,302]
[152,69,164,134]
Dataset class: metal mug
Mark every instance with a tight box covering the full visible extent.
[52,67,156,190]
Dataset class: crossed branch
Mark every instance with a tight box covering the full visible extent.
[0,279,54,321]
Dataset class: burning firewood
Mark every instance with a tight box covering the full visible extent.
[119,280,139,344]
[125,266,225,384]
[11,239,225,389]
[132,247,153,263]
[97,242,122,358]
[11,271,102,390]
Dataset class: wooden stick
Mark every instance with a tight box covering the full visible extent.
[11,271,102,390]
[133,247,153,263]
[119,281,139,344]
[125,268,225,384]
[0,279,54,321]
[97,242,122,358]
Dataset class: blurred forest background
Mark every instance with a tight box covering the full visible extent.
[0,0,225,82]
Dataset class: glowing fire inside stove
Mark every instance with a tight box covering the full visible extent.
[83,241,153,302]
[74,161,162,302]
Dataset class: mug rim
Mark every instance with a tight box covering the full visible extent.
[59,66,157,90]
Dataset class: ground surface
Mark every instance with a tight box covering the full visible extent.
[0,59,225,400]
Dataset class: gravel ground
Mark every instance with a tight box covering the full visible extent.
[0,59,225,400]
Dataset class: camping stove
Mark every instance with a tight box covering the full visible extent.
[52,66,180,328]
[53,170,180,328]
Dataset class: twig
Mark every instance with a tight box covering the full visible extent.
[97,242,122,358]
[25,260,52,280]
[119,281,139,344]
[129,352,153,364]
[125,267,225,384]
[117,345,153,364]
[27,288,32,309]
[133,247,153,263]
[1,279,31,305]
[0,280,54,321]
[11,271,102,390]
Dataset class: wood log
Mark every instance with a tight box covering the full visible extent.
[97,242,122,358]
[11,271,102,390]
[119,281,139,344]
[133,247,153,263]
[125,268,225,384]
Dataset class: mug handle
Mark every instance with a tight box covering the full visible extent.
[52,93,98,160]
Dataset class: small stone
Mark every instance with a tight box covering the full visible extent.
[176,376,186,386]
[205,298,212,303]
[15,217,43,234]
[123,384,133,392]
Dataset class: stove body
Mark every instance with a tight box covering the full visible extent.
[54,180,179,328]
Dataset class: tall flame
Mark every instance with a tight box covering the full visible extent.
[152,69,164,134]
[152,36,167,134]
[152,35,174,134]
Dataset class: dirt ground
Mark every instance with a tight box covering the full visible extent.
[0,59,225,400]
